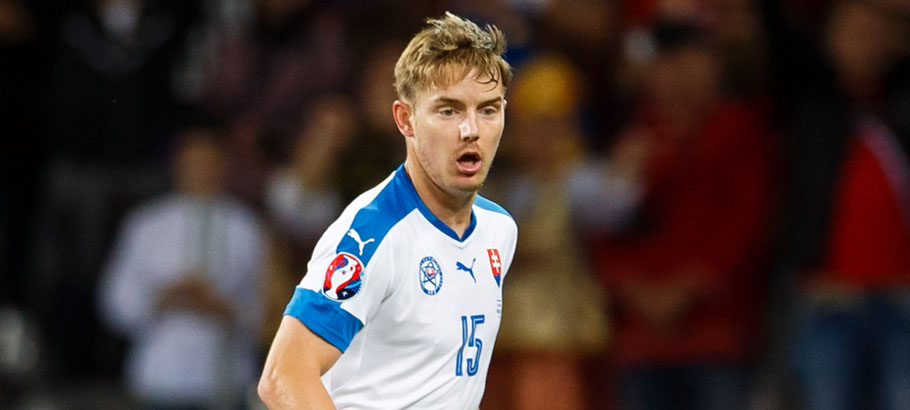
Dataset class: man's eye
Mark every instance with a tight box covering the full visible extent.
[441,109,456,116]
[482,108,498,115]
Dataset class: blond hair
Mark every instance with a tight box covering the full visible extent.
[394,12,513,103]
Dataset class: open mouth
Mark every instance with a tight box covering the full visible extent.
[456,152,482,174]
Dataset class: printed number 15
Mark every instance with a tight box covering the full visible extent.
[456,314,485,376]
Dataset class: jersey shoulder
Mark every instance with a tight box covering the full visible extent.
[474,194,517,239]
[322,167,420,267]
[474,194,514,220]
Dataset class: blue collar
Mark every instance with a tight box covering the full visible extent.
[395,165,477,242]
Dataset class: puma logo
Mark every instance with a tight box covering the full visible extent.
[456,258,477,283]
[347,228,375,256]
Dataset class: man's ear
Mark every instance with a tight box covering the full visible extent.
[393,100,415,138]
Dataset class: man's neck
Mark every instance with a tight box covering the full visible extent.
[404,161,475,238]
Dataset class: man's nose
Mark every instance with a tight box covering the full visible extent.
[459,115,479,141]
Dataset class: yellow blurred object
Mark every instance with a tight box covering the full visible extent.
[510,55,582,120]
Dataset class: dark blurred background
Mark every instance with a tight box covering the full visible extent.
[0,0,908,409]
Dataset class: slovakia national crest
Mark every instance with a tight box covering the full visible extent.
[419,256,444,295]
[487,249,502,287]
[323,252,364,300]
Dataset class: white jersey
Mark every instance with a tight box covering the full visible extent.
[285,165,517,409]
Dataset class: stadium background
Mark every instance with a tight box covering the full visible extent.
[1,0,908,409]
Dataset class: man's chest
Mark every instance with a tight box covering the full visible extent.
[368,235,507,356]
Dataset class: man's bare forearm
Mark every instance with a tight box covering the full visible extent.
[259,316,342,410]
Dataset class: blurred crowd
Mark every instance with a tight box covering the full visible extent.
[0,0,908,409]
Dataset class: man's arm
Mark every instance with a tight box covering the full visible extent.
[258,315,342,409]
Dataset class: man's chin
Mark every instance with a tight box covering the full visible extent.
[451,175,485,195]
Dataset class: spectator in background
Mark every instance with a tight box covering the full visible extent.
[265,94,356,245]
[704,0,769,100]
[191,0,352,207]
[259,40,412,341]
[536,0,625,151]
[261,94,356,342]
[98,126,266,410]
[485,54,609,410]
[573,17,777,410]
[31,0,198,377]
[43,0,196,165]
[334,41,407,203]
[782,1,910,409]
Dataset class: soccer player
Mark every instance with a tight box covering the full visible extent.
[257,12,517,410]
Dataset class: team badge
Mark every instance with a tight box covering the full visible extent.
[487,249,502,287]
[419,256,444,295]
[323,252,364,300]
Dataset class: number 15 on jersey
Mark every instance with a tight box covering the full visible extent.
[456,314,485,376]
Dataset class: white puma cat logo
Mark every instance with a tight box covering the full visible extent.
[347,228,375,256]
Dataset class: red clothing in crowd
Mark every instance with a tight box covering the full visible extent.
[590,100,777,366]
[822,119,910,288]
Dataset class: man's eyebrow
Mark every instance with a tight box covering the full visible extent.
[478,97,504,107]
[432,97,465,107]
[431,96,503,107]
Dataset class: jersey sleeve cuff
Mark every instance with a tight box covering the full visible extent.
[284,288,364,353]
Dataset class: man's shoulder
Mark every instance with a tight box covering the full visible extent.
[473,194,513,220]
[473,195,517,249]
[339,169,415,230]
[318,169,417,266]
[474,195,516,235]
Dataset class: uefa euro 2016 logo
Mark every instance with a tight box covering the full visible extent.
[323,252,364,300]
[419,256,443,295]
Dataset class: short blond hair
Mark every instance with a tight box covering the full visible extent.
[394,12,513,103]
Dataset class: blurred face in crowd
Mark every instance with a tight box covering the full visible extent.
[825,0,902,97]
[649,44,721,125]
[396,66,506,200]
[174,130,226,198]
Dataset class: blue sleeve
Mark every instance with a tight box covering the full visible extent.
[284,288,364,352]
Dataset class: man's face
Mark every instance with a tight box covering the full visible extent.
[175,133,225,197]
[402,68,506,198]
